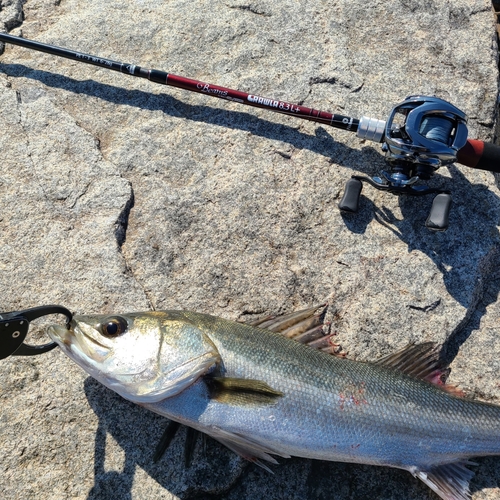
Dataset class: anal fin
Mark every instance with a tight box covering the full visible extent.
[410,461,477,500]
[208,427,290,472]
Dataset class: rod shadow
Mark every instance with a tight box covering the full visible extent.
[0,62,383,175]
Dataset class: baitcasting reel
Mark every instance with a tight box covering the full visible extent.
[1,34,499,231]
[339,96,469,231]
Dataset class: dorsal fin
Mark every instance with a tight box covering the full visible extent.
[375,342,464,396]
[249,304,326,332]
[242,304,346,357]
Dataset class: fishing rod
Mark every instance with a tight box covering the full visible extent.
[1,33,499,230]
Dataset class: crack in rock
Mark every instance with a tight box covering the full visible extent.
[114,184,134,248]
[407,299,441,313]
[309,76,363,93]
[114,183,156,310]
[0,0,24,39]
[226,3,272,16]
[444,245,500,362]
[11,85,55,206]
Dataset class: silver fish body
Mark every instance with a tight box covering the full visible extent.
[150,312,500,467]
[48,310,500,500]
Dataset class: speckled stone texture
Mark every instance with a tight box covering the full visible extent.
[1,0,499,499]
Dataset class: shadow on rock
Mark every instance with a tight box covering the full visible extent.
[83,377,500,500]
[83,378,245,500]
[0,63,379,174]
[354,164,500,358]
[340,194,376,234]
[443,273,500,363]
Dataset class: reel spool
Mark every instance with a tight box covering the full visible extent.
[339,96,469,231]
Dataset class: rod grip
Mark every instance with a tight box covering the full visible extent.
[456,139,500,173]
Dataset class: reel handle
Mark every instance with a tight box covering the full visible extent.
[338,178,363,213]
[425,193,452,231]
[456,140,500,173]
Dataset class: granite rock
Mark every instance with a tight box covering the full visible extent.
[1,0,500,499]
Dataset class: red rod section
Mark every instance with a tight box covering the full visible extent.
[457,139,500,173]
[0,33,359,132]
[145,69,359,131]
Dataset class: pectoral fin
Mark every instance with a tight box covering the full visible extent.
[410,461,476,500]
[205,376,283,406]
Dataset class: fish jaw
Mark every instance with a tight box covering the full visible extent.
[48,313,221,404]
[48,319,139,400]
[48,321,111,379]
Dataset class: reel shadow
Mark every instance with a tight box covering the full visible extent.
[363,163,500,363]
[340,194,376,234]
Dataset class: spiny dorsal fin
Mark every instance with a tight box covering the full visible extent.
[411,460,477,500]
[375,342,464,396]
[242,304,346,357]
[205,376,283,406]
[249,304,326,332]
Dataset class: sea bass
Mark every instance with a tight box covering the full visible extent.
[48,309,500,500]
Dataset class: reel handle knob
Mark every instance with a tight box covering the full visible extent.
[426,193,452,231]
[338,178,362,213]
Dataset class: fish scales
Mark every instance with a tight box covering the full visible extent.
[154,311,500,467]
[48,309,500,500]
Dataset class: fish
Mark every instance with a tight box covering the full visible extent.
[47,307,500,500]
[152,305,339,464]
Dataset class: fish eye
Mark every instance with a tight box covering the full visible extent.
[100,316,128,337]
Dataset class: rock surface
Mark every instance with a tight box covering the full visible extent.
[1,0,500,499]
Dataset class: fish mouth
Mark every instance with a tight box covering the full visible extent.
[47,323,74,347]
[48,320,111,361]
